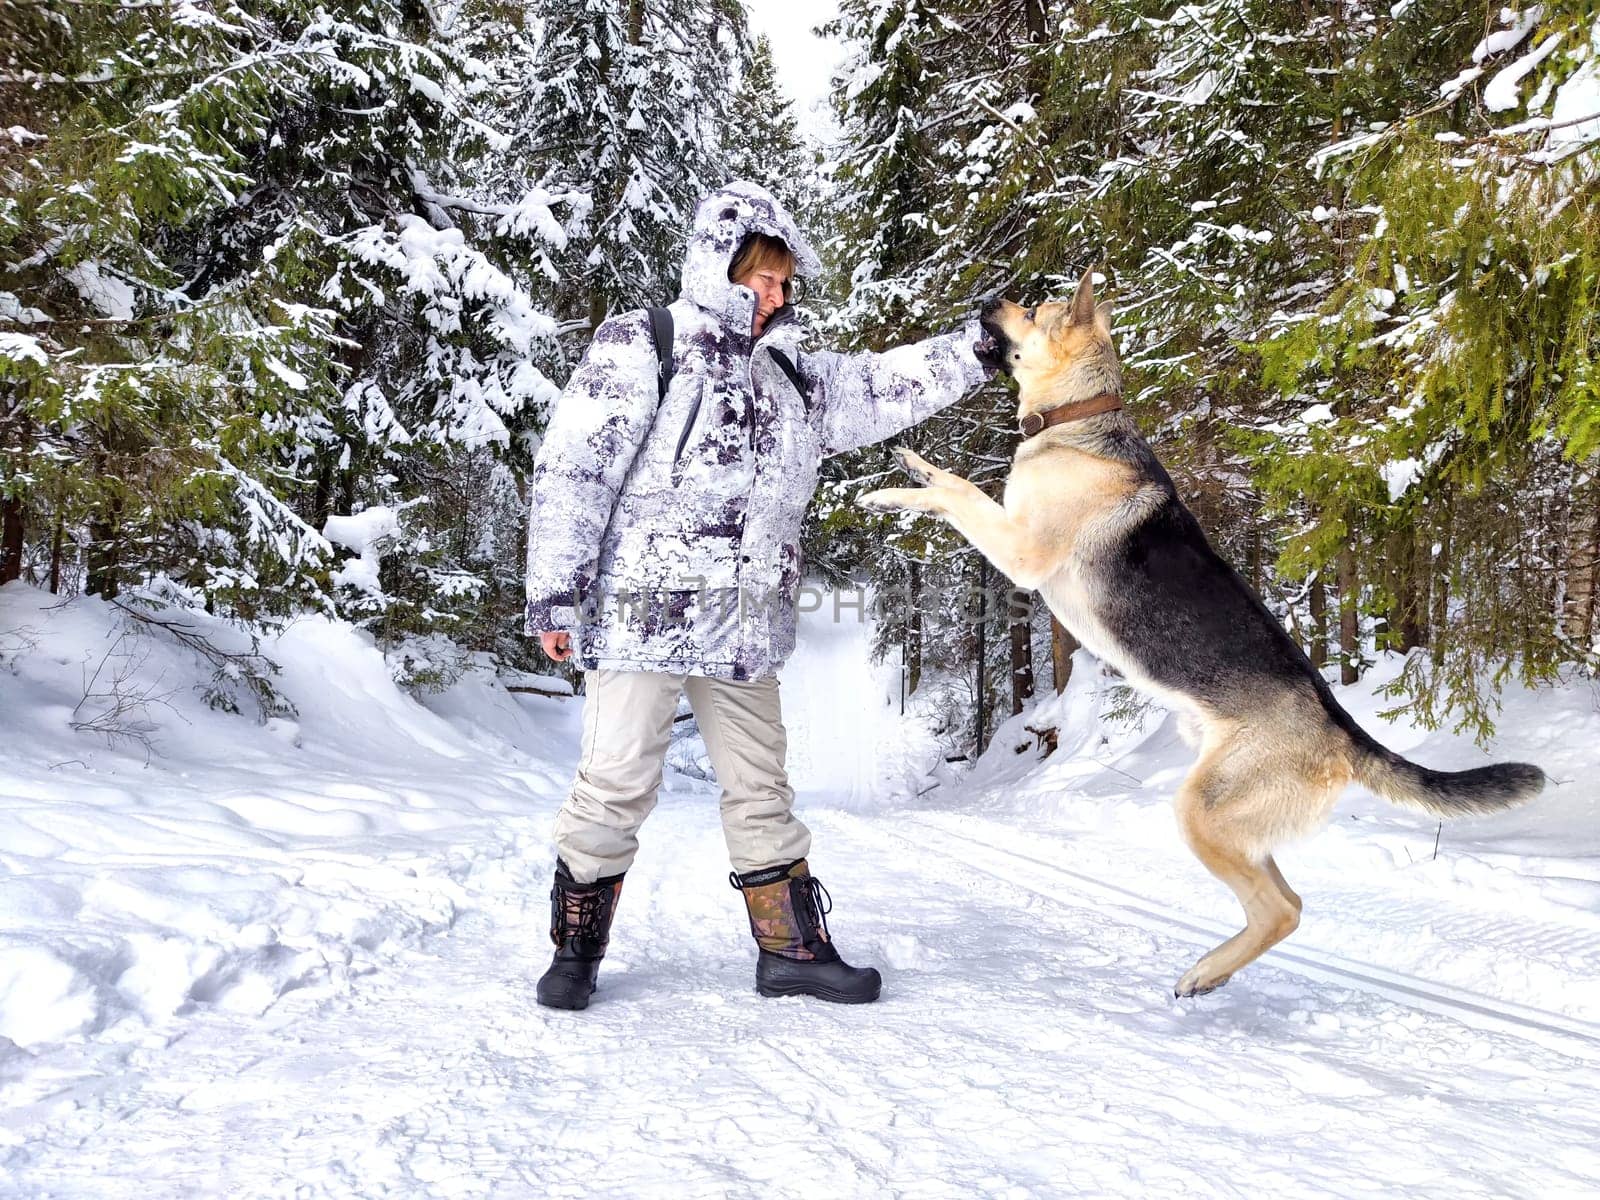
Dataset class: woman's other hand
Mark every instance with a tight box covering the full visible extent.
[540,631,573,662]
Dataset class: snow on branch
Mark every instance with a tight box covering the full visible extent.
[214,456,336,571]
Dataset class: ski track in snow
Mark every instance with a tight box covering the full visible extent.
[10,792,1600,1199]
[4,590,1600,1197]
[886,812,1600,1054]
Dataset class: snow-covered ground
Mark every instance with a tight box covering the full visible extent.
[2,580,1598,1198]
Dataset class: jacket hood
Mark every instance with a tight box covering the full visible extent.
[679,181,821,334]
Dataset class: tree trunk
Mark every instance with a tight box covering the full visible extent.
[336,446,359,519]
[458,453,474,562]
[1008,589,1034,716]
[974,558,988,756]
[1413,530,1433,650]
[48,505,64,594]
[1397,525,1425,651]
[1017,0,1049,98]
[85,507,121,599]
[1,422,28,584]
[1308,572,1328,669]
[312,452,336,530]
[1338,545,1359,684]
[1050,614,1078,694]
[907,558,923,693]
[0,493,22,584]
[1377,525,1421,654]
[328,323,369,525]
[1563,476,1599,646]
[1431,495,1453,666]
[1023,0,1047,43]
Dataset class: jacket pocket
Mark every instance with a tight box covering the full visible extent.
[670,378,707,481]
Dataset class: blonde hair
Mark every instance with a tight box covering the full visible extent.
[728,233,797,296]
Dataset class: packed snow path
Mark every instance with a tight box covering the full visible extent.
[4,590,1599,1196]
[10,794,1600,1198]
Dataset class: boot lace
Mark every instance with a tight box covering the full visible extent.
[556,886,610,944]
[797,875,832,942]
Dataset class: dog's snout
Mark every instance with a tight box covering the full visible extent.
[980,295,1005,319]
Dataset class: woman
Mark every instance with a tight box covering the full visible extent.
[524,181,994,1009]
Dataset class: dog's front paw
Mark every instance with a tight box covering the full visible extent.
[858,488,906,513]
[858,487,938,515]
[893,446,938,486]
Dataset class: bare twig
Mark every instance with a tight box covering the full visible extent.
[71,630,180,760]
[111,598,295,721]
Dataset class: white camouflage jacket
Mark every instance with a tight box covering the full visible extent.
[524,181,992,680]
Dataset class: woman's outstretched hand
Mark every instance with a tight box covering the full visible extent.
[539,631,572,662]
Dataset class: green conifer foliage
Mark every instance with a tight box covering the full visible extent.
[821,0,1600,743]
[1250,2,1600,738]
[494,0,746,333]
[726,34,819,226]
[0,0,574,679]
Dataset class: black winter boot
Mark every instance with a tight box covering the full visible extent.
[536,859,624,1010]
[730,859,882,1004]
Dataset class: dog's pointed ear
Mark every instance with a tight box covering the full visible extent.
[1071,269,1097,325]
[1095,298,1114,334]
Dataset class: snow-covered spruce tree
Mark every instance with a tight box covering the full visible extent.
[433,0,749,685]
[725,34,820,235]
[0,0,573,686]
[816,0,1084,753]
[1005,0,1454,694]
[246,0,580,682]
[807,0,1599,747]
[1,0,355,613]
[483,0,746,339]
[820,0,964,345]
[961,2,1498,716]
[1250,1,1600,740]
[898,0,1098,727]
[810,0,960,742]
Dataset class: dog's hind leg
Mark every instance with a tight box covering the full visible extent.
[1264,854,1303,917]
[1172,769,1302,998]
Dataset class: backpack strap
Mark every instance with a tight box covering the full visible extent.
[767,348,813,412]
[647,306,674,402]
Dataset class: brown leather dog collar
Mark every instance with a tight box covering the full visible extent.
[1019,391,1123,438]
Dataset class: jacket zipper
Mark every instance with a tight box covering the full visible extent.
[670,379,704,476]
[747,305,796,449]
[671,304,794,471]
[734,305,800,586]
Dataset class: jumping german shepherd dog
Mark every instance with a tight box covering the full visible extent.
[859,269,1546,998]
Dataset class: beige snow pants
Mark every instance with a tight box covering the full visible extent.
[553,668,811,882]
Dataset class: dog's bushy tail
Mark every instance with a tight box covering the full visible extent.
[1350,736,1545,818]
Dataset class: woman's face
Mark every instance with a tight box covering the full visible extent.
[734,265,790,337]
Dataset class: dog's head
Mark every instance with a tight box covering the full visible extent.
[978,269,1119,404]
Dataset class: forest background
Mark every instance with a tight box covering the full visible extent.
[3,0,1597,754]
